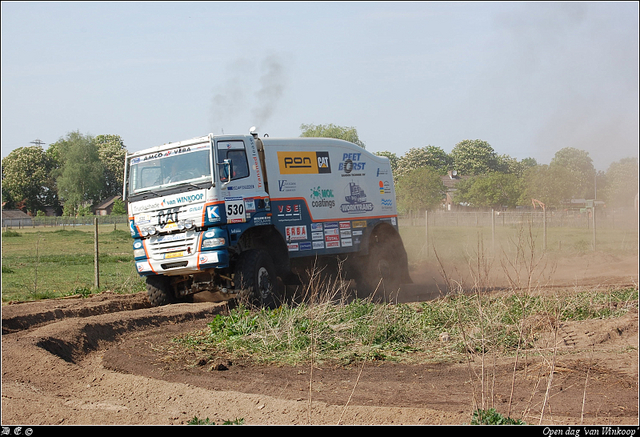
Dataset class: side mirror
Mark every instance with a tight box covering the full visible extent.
[218,159,232,186]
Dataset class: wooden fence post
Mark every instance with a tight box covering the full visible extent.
[94,217,100,289]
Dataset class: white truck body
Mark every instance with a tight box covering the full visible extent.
[261,138,398,254]
[124,132,410,306]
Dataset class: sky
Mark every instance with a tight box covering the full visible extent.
[1,2,638,171]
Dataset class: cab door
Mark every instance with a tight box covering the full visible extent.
[214,136,270,226]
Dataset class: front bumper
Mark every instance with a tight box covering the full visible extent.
[135,249,229,276]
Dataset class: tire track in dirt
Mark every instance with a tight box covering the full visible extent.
[2,283,638,426]
[1,292,472,425]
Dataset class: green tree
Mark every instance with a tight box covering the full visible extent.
[454,173,523,209]
[549,147,596,201]
[395,167,447,215]
[300,123,366,148]
[111,198,127,215]
[55,131,104,216]
[520,164,566,207]
[396,145,452,178]
[1,145,53,214]
[600,157,638,208]
[450,139,499,175]
[95,134,127,199]
[520,157,538,169]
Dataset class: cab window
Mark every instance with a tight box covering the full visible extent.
[217,140,249,181]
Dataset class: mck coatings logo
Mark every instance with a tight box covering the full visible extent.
[278,151,331,174]
[309,186,335,209]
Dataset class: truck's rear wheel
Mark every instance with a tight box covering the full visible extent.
[356,241,402,301]
[234,249,279,309]
[146,275,175,307]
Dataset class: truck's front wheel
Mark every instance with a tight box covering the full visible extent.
[234,249,279,309]
[146,275,175,307]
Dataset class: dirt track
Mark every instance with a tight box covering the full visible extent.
[2,253,638,426]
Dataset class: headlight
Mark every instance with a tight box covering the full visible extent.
[140,225,157,236]
[202,237,225,248]
[177,219,194,230]
[133,248,146,258]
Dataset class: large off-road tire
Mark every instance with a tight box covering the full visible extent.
[146,275,176,307]
[234,249,280,309]
[355,240,402,301]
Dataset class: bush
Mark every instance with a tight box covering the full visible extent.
[470,408,526,425]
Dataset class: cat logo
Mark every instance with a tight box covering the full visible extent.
[278,151,331,174]
[317,155,330,170]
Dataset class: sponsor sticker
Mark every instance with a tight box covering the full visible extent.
[309,186,335,209]
[338,152,366,177]
[207,205,221,223]
[381,198,394,211]
[276,203,302,222]
[136,262,151,272]
[277,151,331,174]
[157,233,186,243]
[253,215,272,226]
[199,252,219,264]
[299,241,312,251]
[285,225,308,241]
[340,182,374,214]
[311,222,323,232]
[225,197,245,223]
[376,167,389,177]
[277,180,297,192]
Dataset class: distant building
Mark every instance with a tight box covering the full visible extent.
[1,209,33,227]
[441,170,470,211]
[93,195,121,216]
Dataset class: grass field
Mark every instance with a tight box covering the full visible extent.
[1,221,637,303]
[1,224,145,303]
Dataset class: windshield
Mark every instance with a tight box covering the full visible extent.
[128,143,212,196]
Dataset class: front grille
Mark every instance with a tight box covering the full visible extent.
[146,231,198,261]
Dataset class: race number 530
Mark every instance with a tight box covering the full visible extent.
[225,197,245,223]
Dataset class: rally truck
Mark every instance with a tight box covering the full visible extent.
[123,130,411,307]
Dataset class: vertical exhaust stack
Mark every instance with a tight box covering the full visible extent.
[250,126,269,194]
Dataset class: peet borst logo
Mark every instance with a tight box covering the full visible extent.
[339,152,366,177]
[278,151,331,174]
